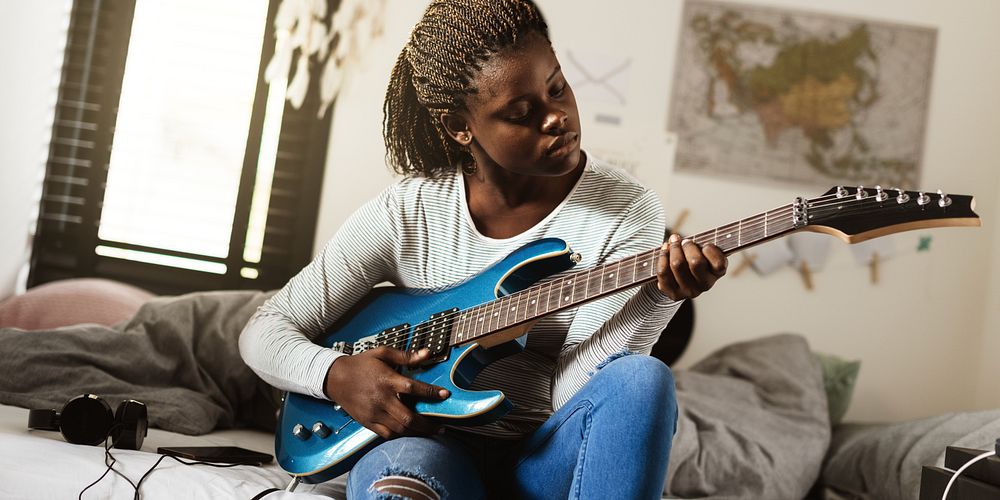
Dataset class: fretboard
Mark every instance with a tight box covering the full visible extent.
[449,202,799,346]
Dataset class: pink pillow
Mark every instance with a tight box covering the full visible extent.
[0,278,155,330]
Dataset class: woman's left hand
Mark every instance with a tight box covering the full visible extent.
[655,233,728,300]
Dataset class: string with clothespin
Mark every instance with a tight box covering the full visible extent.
[670,208,689,236]
[730,253,757,277]
[798,261,813,291]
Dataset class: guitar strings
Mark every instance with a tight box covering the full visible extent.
[368,190,947,351]
[374,191,930,351]
[385,191,943,351]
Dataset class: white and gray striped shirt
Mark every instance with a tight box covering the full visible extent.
[239,155,681,438]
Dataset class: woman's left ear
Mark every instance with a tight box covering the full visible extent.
[440,113,473,146]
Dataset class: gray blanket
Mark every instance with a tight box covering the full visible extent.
[0,290,275,435]
[666,333,830,499]
[822,410,1000,500]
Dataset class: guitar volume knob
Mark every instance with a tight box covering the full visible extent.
[292,423,312,440]
[311,422,332,438]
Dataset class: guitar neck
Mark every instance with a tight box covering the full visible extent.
[449,202,799,346]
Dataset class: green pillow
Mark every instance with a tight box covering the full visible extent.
[815,352,861,425]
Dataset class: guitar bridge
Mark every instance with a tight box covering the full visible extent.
[330,341,354,355]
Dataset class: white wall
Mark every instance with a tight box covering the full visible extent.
[0,1,70,300]
[976,179,1000,409]
[315,0,1000,423]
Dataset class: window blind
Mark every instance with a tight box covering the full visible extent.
[29,0,332,295]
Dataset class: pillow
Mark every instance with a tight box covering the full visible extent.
[0,278,155,330]
[815,352,861,425]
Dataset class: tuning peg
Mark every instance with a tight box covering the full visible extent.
[836,186,849,198]
[894,187,910,204]
[937,189,952,208]
[875,185,888,202]
[917,192,931,206]
[856,185,869,200]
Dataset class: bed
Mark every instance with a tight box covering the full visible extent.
[0,279,996,499]
[0,402,346,499]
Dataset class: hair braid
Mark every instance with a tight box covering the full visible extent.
[383,0,549,177]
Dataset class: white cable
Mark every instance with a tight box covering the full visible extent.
[941,450,996,499]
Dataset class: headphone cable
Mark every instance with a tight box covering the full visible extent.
[77,425,242,500]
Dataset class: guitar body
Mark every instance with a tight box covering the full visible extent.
[275,238,577,483]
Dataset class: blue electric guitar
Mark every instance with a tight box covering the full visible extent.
[276,186,979,483]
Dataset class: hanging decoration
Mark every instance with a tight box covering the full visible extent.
[265,0,387,117]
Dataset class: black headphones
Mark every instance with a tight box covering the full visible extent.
[28,394,148,450]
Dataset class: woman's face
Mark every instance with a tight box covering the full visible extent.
[445,31,584,178]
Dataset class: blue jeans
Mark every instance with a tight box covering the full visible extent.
[346,354,678,499]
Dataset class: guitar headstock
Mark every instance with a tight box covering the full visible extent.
[800,186,980,243]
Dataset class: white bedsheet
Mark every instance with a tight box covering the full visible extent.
[0,403,347,499]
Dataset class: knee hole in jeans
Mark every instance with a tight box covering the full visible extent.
[370,474,443,500]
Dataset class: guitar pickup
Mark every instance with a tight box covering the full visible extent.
[407,308,457,364]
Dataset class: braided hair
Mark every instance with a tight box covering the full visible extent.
[383,0,549,178]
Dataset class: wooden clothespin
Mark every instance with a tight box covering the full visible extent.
[869,251,879,285]
[672,209,690,235]
[798,261,813,291]
[731,253,756,277]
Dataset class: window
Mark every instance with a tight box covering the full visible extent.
[29,0,332,294]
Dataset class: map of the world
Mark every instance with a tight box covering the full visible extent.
[668,1,936,187]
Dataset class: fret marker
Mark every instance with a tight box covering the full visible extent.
[478,318,484,322]
[493,312,499,317]
[510,306,516,311]
[726,234,732,238]
[608,273,614,278]
[531,300,536,304]
[564,296,570,301]
[568,280,573,284]
[642,263,648,267]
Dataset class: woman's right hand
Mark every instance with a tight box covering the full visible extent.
[323,346,450,439]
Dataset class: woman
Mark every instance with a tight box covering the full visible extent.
[239,1,727,498]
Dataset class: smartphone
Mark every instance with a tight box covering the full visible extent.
[157,446,273,465]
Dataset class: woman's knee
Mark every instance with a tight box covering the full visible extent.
[593,353,676,409]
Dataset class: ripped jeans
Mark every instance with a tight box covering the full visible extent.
[345,354,678,499]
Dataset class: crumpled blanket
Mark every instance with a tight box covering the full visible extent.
[666,333,831,499]
[0,290,275,435]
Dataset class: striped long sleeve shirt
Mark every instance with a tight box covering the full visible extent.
[239,155,681,438]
